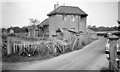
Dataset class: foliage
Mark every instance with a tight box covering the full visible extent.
[12,27,21,33]
[2,26,28,33]
[29,18,40,25]
[2,28,6,32]
[20,27,28,33]
[88,25,119,31]
[2,18,40,33]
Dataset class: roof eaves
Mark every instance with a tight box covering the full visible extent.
[39,18,49,27]
[48,12,88,16]
[47,6,88,16]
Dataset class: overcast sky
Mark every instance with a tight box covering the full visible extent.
[1,0,119,28]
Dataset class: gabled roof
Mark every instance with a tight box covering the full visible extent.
[39,18,49,27]
[47,6,88,16]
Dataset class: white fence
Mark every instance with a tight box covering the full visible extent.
[7,38,53,55]
[6,36,82,56]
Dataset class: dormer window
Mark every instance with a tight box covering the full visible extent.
[72,15,75,21]
[63,15,67,21]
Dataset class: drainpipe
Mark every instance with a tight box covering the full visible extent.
[78,16,80,44]
[78,16,79,32]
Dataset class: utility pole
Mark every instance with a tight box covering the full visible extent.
[118,20,120,31]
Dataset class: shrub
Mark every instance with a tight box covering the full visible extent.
[82,41,86,46]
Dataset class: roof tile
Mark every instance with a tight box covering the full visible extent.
[47,6,88,16]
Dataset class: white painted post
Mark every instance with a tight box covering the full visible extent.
[54,46,57,53]
[72,37,77,51]
[7,38,11,55]
[117,40,119,51]
[24,43,25,48]
[20,43,22,52]
[13,43,16,53]
[16,44,18,53]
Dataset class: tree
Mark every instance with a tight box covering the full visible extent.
[88,25,98,31]
[20,27,28,33]
[6,26,21,33]
[87,25,92,28]
[12,27,21,33]
[88,25,118,31]
[2,28,6,32]
[29,18,40,25]
[92,25,97,28]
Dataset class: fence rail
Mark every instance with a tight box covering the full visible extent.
[5,36,77,56]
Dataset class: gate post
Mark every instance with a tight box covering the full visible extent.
[7,38,11,55]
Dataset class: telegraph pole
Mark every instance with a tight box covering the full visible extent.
[118,20,120,31]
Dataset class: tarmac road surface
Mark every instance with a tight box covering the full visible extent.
[16,37,109,70]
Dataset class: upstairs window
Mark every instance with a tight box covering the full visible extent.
[63,15,67,21]
[72,15,75,21]
[71,28,75,30]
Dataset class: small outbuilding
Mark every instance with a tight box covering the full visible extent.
[28,25,39,37]
[9,28,14,34]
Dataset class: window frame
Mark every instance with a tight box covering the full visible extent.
[72,15,75,21]
[63,15,67,21]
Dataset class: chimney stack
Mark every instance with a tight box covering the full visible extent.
[54,2,59,10]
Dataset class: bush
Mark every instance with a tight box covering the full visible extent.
[82,41,86,46]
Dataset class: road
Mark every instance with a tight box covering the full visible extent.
[3,37,109,70]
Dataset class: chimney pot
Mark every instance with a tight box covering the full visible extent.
[54,2,59,10]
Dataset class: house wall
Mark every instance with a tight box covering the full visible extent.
[49,14,87,41]
[78,16,89,44]
[79,16,87,33]
[38,25,49,38]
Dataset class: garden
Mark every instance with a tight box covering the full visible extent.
[2,33,97,63]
